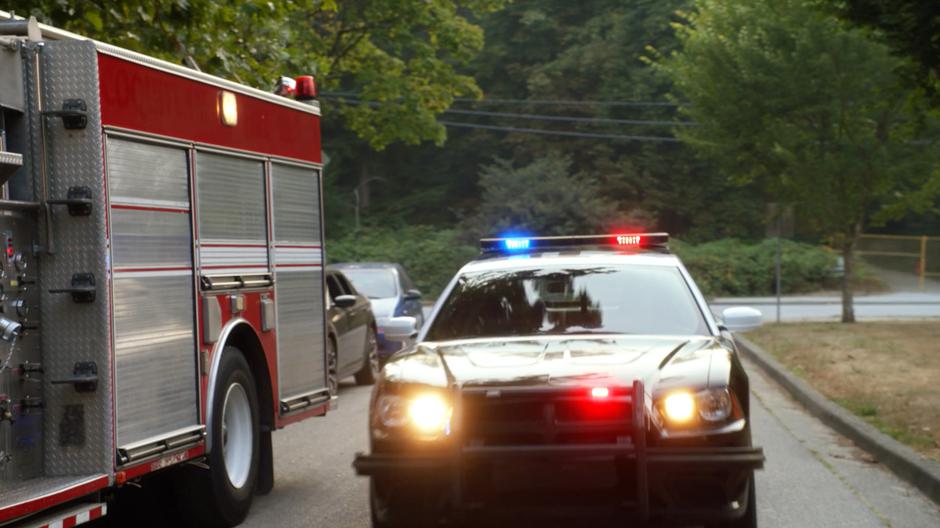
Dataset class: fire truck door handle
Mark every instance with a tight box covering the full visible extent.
[48,273,96,303]
[41,99,88,130]
[46,186,93,216]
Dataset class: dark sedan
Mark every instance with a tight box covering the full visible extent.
[324,267,380,394]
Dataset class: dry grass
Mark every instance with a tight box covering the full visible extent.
[748,321,940,462]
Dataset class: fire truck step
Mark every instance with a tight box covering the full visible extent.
[0,474,107,524]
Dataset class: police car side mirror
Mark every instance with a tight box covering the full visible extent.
[384,316,418,342]
[720,307,763,333]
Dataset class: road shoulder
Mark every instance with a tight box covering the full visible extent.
[736,334,940,507]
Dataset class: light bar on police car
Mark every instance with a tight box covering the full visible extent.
[479,233,670,254]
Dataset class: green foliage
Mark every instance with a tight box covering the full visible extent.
[466,153,644,237]
[837,0,940,98]
[325,0,768,243]
[16,0,504,149]
[659,0,940,242]
[675,239,838,296]
[327,226,477,298]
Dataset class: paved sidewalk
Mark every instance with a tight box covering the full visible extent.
[710,292,940,321]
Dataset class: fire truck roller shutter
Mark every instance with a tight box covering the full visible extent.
[107,137,200,450]
[196,152,268,275]
[271,162,326,401]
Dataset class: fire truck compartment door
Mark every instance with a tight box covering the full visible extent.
[271,163,327,402]
[107,137,199,449]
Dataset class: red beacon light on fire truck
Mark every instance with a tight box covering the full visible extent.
[274,75,317,102]
[590,387,610,399]
[480,232,670,254]
[295,75,317,101]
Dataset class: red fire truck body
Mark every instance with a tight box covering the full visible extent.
[0,14,330,526]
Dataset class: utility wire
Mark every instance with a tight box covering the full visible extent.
[437,121,680,142]
[443,108,694,127]
[320,95,691,127]
[321,91,680,108]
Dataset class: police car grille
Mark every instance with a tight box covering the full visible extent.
[459,390,634,446]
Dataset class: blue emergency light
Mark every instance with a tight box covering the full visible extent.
[480,233,670,254]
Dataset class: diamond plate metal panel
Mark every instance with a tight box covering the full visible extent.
[275,270,326,399]
[33,41,113,477]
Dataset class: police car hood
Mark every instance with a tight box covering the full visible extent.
[385,335,728,391]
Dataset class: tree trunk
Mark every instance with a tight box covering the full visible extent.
[841,240,856,323]
[358,162,371,210]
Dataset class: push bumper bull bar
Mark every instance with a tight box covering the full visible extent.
[353,380,765,521]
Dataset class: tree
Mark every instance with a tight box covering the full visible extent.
[468,153,644,237]
[15,0,504,149]
[836,1,940,96]
[659,0,940,322]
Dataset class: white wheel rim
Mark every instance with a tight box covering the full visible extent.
[222,382,252,489]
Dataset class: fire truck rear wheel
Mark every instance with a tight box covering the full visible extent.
[182,347,260,527]
[354,326,380,385]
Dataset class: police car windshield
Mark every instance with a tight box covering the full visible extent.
[425,263,709,341]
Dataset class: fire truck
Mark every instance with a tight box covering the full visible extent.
[0,13,331,527]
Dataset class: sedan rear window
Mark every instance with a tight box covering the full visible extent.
[425,264,709,341]
[342,269,399,299]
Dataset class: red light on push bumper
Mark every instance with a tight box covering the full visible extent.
[295,76,317,101]
[591,387,610,399]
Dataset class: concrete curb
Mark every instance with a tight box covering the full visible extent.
[736,335,940,507]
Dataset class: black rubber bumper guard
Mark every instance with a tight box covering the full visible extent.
[354,380,765,522]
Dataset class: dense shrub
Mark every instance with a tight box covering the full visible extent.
[327,226,477,299]
[674,239,838,297]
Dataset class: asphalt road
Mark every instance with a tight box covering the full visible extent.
[709,293,940,322]
[234,359,940,528]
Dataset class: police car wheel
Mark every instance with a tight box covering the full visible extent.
[354,326,380,385]
[370,478,439,528]
[707,472,757,528]
[181,347,260,527]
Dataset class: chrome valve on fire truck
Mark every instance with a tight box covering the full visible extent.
[0,315,21,342]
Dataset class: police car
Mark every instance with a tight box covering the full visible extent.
[354,234,765,527]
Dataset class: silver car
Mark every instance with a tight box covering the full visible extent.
[332,263,424,360]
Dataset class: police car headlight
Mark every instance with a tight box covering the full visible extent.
[377,393,452,437]
[662,391,696,423]
[697,388,733,422]
[658,388,735,425]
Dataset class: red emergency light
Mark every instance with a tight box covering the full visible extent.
[480,233,669,254]
[295,76,317,101]
[590,387,610,399]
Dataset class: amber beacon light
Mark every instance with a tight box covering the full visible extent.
[219,90,238,126]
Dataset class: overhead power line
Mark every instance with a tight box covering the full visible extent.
[320,91,680,108]
[443,108,694,127]
[319,95,691,128]
[437,121,680,142]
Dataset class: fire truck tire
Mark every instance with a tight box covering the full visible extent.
[354,326,380,385]
[180,347,260,527]
[707,472,757,528]
[369,477,441,528]
[327,336,339,396]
